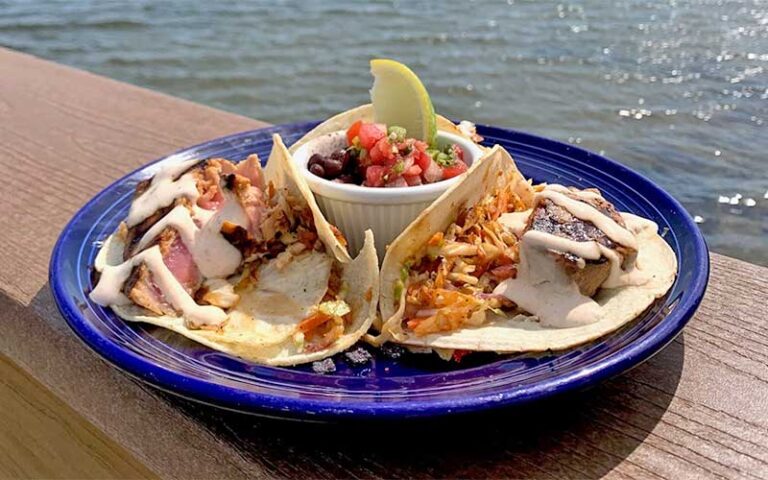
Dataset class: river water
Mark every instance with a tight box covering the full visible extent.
[1,0,765,264]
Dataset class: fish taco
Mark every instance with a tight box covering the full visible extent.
[378,145,677,354]
[90,134,378,366]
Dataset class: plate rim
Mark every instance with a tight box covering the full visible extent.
[49,121,710,419]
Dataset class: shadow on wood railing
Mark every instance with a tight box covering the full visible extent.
[157,336,684,479]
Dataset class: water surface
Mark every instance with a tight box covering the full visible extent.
[1,0,765,264]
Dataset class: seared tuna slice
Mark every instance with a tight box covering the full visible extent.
[121,155,266,314]
[123,263,175,316]
[125,156,265,260]
[123,203,175,260]
[124,159,208,259]
[123,228,201,315]
[154,227,201,293]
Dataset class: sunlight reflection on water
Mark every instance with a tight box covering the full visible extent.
[1,0,765,264]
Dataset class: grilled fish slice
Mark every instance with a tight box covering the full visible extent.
[525,189,636,297]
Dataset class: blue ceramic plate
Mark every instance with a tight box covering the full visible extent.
[50,122,708,420]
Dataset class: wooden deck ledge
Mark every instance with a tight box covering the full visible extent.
[1,47,766,479]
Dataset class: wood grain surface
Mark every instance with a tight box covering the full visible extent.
[0,353,158,480]
[1,47,767,480]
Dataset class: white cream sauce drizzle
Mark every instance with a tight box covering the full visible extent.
[498,210,531,237]
[602,212,659,288]
[90,245,228,327]
[494,230,603,327]
[126,158,201,227]
[545,183,604,200]
[494,185,659,327]
[133,190,247,279]
[535,187,638,250]
[91,160,255,328]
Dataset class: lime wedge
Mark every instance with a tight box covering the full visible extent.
[370,59,437,146]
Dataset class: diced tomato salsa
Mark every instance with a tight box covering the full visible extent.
[307,121,470,188]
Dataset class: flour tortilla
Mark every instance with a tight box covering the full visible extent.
[95,134,379,366]
[379,145,677,353]
[287,104,486,155]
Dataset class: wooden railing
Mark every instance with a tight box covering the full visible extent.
[1,47,766,479]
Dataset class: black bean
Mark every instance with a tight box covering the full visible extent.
[308,153,325,168]
[339,150,351,172]
[330,149,350,171]
[323,158,344,177]
[309,163,325,177]
[311,358,336,374]
[337,174,355,183]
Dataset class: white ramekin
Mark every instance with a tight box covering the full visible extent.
[292,131,485,259]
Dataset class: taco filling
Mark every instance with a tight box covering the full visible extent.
[380,146,676,351]
[395,173,528,336]
[90,135,378,365]
[393,182,659,336]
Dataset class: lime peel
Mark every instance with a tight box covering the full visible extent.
[370,59,438,146]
